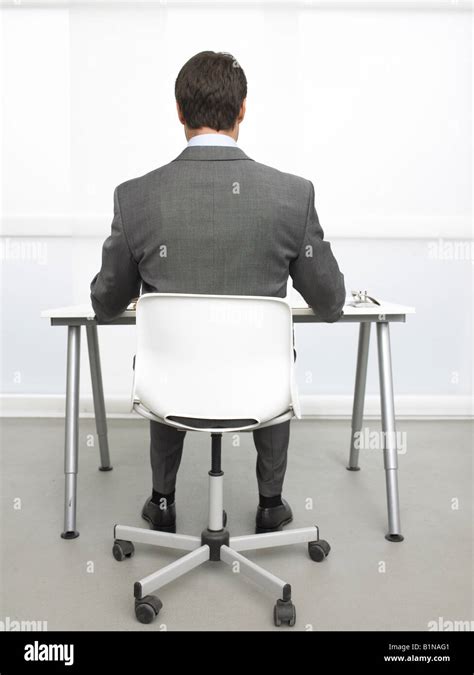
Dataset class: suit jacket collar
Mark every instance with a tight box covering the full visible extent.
[173,146,253,162]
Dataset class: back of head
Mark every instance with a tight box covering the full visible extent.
[175,51,247,131]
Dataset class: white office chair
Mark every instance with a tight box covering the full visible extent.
[113,293,330,627]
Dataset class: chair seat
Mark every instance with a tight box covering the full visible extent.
[133,401,294,432]
[166,415,259,430]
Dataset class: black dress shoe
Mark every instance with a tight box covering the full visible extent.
[141,497,176,533]
[255,499,293,534]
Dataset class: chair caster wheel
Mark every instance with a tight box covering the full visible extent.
[273,599,296,627]
[113,539,135,561]
[308,539,331,562]
[135,595,163,624]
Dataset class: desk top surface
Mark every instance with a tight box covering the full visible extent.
[42,300,415,322]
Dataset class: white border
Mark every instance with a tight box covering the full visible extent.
[1,0,472,9]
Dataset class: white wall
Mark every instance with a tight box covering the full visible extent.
[1,1,472,416]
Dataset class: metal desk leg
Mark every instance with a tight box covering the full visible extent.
[376,321,404,542]
[347,322,371,471]
[61,326,81,539]
[86,325,112,471]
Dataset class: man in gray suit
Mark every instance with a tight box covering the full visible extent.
[90,51,345,534]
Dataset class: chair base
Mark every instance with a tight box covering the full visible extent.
[113,522,329,627]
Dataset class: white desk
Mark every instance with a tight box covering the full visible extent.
[42,300,415,542]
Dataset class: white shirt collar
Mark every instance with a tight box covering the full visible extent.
[187,133,238,148]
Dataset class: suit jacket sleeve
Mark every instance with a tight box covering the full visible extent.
[289,181,346,322]
[90,186,141,323]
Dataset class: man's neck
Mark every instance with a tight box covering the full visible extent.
[186,126,238,142]
[186,132,238,148]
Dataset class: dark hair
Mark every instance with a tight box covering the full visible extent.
[175,51,247,131]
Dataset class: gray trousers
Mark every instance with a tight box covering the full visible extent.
[149,419,291,497]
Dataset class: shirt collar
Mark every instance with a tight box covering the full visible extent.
[173,146,252,162]
[187,133,238,148]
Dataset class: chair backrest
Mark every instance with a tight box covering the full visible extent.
[132,293,300,429]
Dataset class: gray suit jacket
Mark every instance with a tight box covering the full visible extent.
[90,146,345,323]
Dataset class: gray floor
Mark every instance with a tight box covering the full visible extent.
[0,417,472,631]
